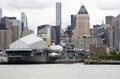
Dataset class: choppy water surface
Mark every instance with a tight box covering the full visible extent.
[0,63,120,79]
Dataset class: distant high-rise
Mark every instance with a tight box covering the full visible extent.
[21,12,28,36]
[72,4,90,40]
[106,16,116,48]
[106,16,118,49]
[106,26,113,48]
[71,15,76,28]
[0,17,21,50]
[56,2,61,28]
[37,24,57,46]
[0,30,12,50]
[106,16,116,26]
[0,8,2,18]
[56,2,61,44]
[117,14,120,50]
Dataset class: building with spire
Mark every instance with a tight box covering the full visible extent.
[71,4,90,40]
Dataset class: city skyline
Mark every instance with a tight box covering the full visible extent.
[0,0,120,32]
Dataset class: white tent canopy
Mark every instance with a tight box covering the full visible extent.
[10,34,48,49]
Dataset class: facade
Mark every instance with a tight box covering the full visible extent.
[0,30,12,49]
[8,17,21,42]
[106,26,113,47]
[9,17,21,34]
[71,15,76,28]
[93,24,110,46]
[72,5,90,40]
[56,2,61,44]
[21,12,28,36]
[0,8,2,18]
[8,22,20,43]
[73,37,103,50]
[56,2,61,28]
[0,17,20,50]
[106,16,116,26]
[117,14,120,50]
[37,25,57,46]
[10,34,48,49]
[90,29,93,37]
[106,16,118,50]
[0,17,9,30]
[90,46,106,56]
[93,25,101,37]
[22,27,34,37]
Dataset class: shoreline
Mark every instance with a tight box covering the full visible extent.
[84,59,120,65]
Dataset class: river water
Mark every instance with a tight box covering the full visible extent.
[0,63,120,79]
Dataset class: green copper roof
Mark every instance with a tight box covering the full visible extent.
[78,5,88,14]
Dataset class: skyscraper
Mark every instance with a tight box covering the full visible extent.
[106,16,118,49]
[0,30,12,50]
[56,2,61,44]
[0,8,2,18]
[72,4,90,40]
[106,16,116,26]
[106,26,113,48]
[117,14,120,50]
[0,17,20,49]
[56,2,61,28]
[21,12,28,36]
[71,15,76,28]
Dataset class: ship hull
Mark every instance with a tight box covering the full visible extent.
[19,56,48,63]
[8,56,48,63]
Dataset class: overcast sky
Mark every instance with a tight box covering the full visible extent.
[0,0,120,32]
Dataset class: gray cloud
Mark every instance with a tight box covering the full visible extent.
[5,0,54,9]
[96,0,120,10]
[1,0,120,31]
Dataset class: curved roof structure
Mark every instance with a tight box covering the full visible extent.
[49,45,63,51]
[78,4,88,14]
[10,34,48,49]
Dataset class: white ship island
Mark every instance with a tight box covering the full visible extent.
[4,26,89,64]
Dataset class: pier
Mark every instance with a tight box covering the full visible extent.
[84,59,120,64]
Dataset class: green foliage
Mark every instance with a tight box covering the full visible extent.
[88,51,120,60]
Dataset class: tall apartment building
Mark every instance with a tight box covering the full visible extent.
[0,30,12,50]
[72,4,90,40]
[56,2,61,28]
[21,12,28,36]
[106,26,113,47]
[106,16,118,49]
[8,22,20,43]
[0,17,9,30]
[117,14,120,51]
[0,17,20,50]
[56,2,61,44]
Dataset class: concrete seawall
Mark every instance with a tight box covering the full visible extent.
[84,59,120,64]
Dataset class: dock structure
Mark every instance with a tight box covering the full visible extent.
[84,59,120,64]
